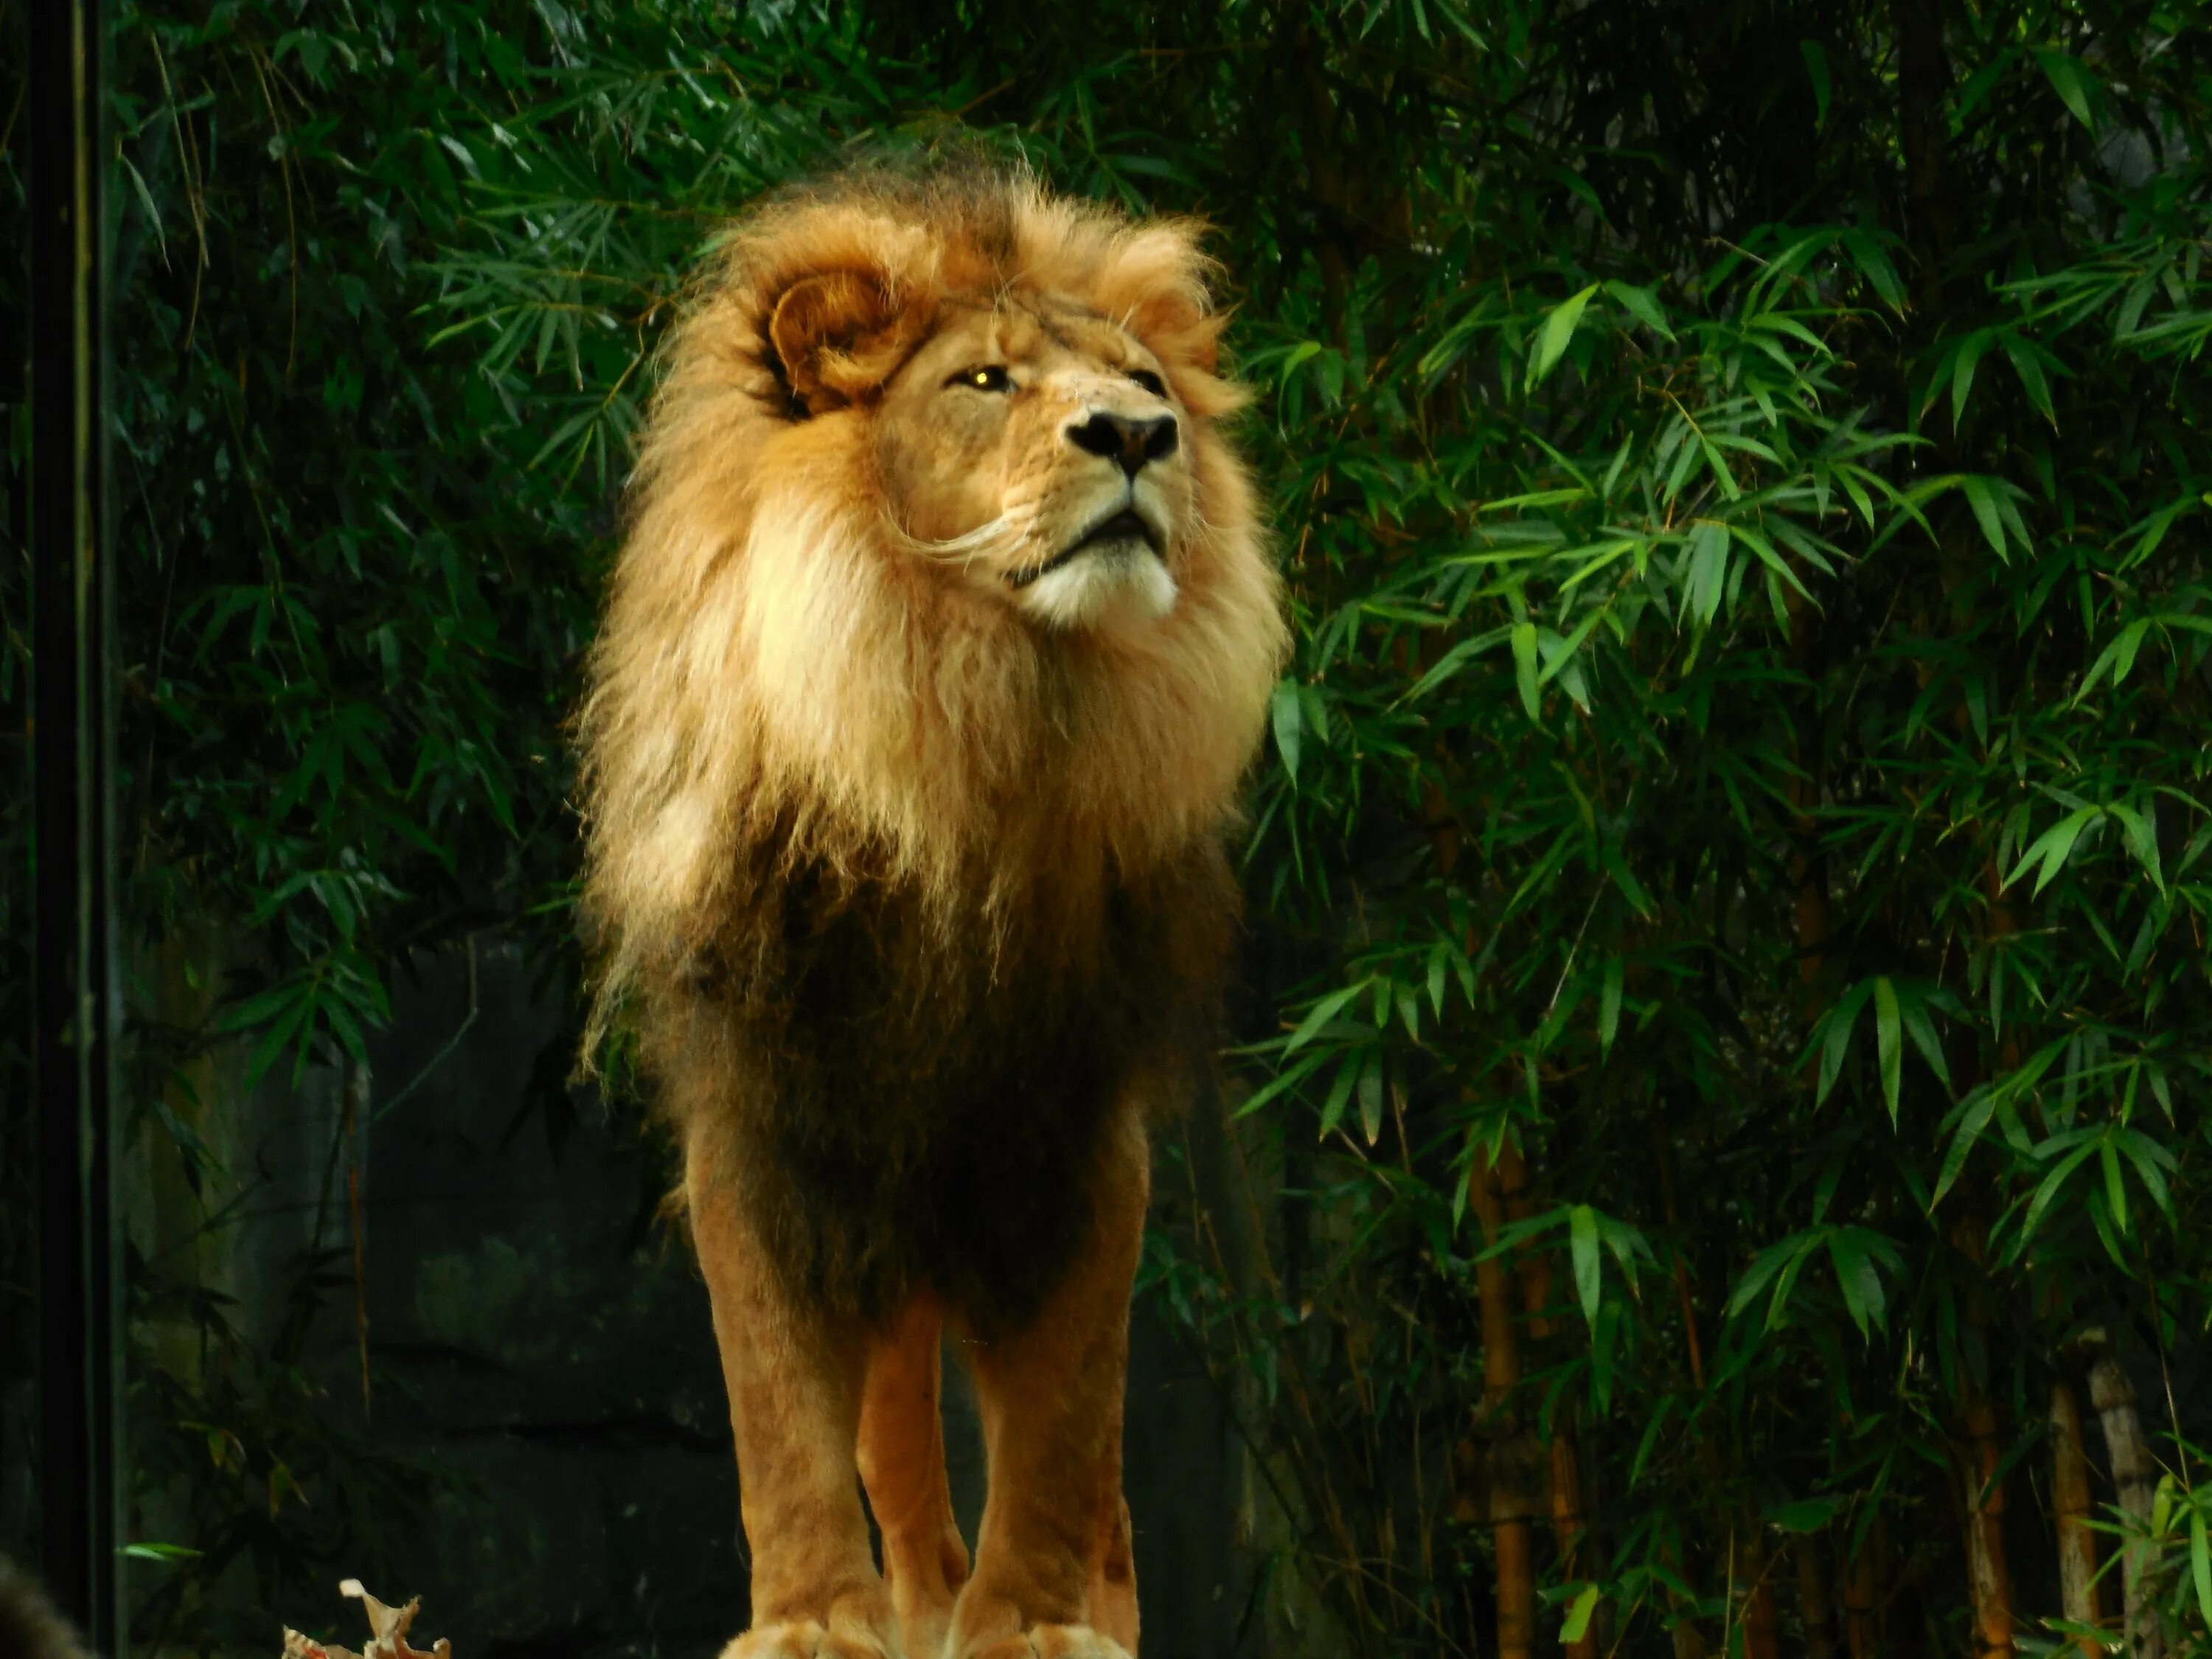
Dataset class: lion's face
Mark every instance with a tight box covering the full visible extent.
[874,301,1192,631]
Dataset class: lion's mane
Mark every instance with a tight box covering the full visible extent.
[578,164,1285,1326]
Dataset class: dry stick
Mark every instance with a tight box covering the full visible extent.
[2051,1378,2104,1653]
[1471,1147,1537,1659]
[2087,1335,2165,1659]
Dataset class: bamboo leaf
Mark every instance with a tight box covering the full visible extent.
[1815,983,1874,1106]
[1828,1230,1885,1338]
[1951,332,1990,429]
[2192,1510,2212,1627]
[1230,1051,1330,1119]
[1800,40,1832,130]
[1511,621,1542,720]
[1316,1051,1362,1139]
[1873,976,1903,1126]
[1526,283,1600,392]
[2001,334,2056,425]
[1933,1089,1996,1208]
[2034,48,2098,127]
[2003,805,2101,896]
[2076,617,2154,703]
[1839,227,1907,313]
[1562,1585,1601,1644]
[1602,279,1674,340]
[1599,955,1624,1060]
[1270,681,1302,784]
[1768,1495,1843,1533]
[1959,473,2008,559]
[1283,981,1367,1056]
[1357,1054,1385,1146]
[2022,1142,2101,1242]
[2109,802,2165,894]
[1571,1204,1601,1329]
[1899,995,1952,1090]
[2101,1138,2129,1238]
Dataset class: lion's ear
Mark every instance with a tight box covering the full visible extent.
[767,271,922,412]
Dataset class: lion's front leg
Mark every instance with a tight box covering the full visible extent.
[691,1158,897,1659]
[948,1113,1148,1659]
[858,1295,970,1659]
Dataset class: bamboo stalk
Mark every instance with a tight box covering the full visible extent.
[2087,1338,2164,1659]
[1951,1213,2017,1658]
[1548,1422,1596,1658]
[1964,1389,2017,1656]
[1498,1141,1601,1658]
[2051,1378,2102,1654]
[1798,1534,1839,1659]
[1472,1147,1535,1659]
[1739,1540,1780,1659]
[1842,1521,1880,1659]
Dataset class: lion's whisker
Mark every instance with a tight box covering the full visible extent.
[883,509,1032,571]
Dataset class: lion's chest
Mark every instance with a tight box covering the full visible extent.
[700,844,1231,1329]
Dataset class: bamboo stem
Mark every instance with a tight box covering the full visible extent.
[1964,1390,2017,1656]
[1798,1534,1839,1659]
[2087,1339,2164,1659]
[1549,1425,1596,1658]
[1952,1212,2017,1658]
[1498,1141,1602,1658]
[1472,1146,1534,1659]
[2051,1378,2102,1654]
[1842,1521,1881,1659]
[1739,1540,1780,1659]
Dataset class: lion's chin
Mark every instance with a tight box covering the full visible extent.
[1013,545,1178,632]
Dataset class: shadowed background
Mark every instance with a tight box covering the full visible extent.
[4,1,2212,1655]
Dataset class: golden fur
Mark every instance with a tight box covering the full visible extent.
[578,161,1284,1659]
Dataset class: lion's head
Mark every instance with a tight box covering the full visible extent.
[580,163,1286,1018]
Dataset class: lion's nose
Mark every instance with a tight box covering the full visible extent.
[1065,410,1180,479]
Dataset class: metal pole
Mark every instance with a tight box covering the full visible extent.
[29,0,120,1647]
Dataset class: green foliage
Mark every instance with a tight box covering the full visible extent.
[7,0,2212,1652]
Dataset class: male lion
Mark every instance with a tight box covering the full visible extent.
[578,163,1284,1659]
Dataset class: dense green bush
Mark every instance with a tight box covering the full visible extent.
[6,0,2210,1653]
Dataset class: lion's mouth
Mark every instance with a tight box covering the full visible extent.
[1006,509,1163,588]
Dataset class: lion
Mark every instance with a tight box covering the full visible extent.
[577,161,1284,1659]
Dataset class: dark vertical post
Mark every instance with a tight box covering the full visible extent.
[29,0,119,1649]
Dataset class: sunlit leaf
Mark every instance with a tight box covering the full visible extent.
[1526,283,1600,392]
[2034,48,2098,127]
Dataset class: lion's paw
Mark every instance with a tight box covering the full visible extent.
[717,1624,892,1659]
[964,1626,1131,1659]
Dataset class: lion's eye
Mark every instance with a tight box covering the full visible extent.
[1128,368,1168,398]
[948,365,1014,392]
